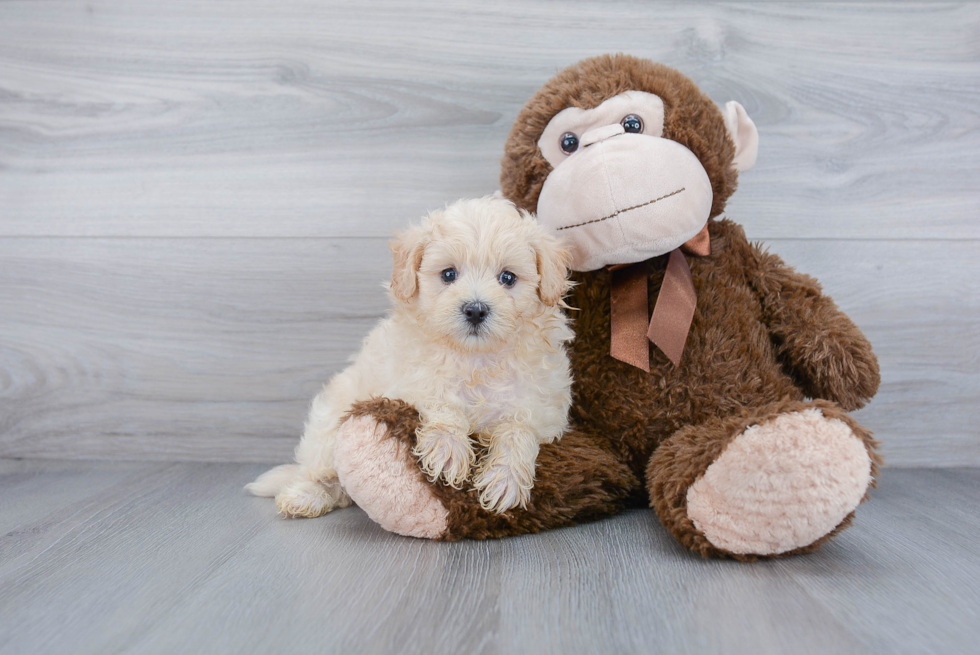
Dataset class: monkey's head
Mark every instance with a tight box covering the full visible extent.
[500,54,758,271]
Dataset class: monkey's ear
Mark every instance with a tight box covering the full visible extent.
[722,101,759,173]
[533,231,572,307]
[389,223,428,302]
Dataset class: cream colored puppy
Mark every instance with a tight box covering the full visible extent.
[246,197,573,516]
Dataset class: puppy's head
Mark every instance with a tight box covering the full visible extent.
[389,196,570,352]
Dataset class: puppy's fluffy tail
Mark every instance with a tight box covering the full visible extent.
[244,464,301,497]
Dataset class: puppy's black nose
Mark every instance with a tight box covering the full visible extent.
[462,301,490,326]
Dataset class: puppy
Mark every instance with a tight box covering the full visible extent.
[246,197,573,516]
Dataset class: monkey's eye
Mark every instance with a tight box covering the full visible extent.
[498,271,518,288]
[440,268,458,284]
[559,132,579,155]
[621,114,643,133]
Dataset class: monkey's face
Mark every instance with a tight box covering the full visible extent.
[534,90,757,271]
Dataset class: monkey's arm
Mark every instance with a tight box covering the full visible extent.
[745,245,880,411]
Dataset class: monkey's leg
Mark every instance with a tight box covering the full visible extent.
[647,398,881,560]
[334,398,638,540]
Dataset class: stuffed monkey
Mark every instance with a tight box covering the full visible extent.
[332,54,881,559]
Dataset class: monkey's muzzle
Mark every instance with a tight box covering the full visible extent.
[537,133,713,272]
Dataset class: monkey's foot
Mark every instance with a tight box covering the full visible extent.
[685,408,872,556]
[335,414,449,539]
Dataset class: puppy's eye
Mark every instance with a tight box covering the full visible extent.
[498,271,517,288]
[621,114,643,133]
[440,268,458,284]
[559,132,579,155]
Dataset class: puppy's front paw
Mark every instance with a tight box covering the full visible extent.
[473,459,532,513]
[413,427,474,489]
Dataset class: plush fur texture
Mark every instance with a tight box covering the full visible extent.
[334,414,448,539]
[649,399,880,560]
[343,397,639,541]
[684,406,874,556]
[326,55,882,559]
[246,197,574,516]
[501,54,738,222]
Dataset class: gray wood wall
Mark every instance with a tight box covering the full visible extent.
[1,1,977,466]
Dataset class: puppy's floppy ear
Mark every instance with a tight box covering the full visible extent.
[389,222,428,302]
[532,230,572,307]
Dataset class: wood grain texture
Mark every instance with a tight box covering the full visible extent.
[0,459,158,536]
[0,238,386,462]
[1,237,976,465]
[0,1,977,239]
[0,462,977,654]
[1,1,978,466]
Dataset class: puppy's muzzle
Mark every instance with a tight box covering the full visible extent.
[462,301,490,327]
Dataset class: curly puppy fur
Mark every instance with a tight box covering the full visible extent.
[331,55,882,559]
[247,197,574,516]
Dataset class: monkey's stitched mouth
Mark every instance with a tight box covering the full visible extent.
[556,187,686,231]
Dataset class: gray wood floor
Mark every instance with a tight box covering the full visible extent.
[1,1,979,467]
[0,459,977,655]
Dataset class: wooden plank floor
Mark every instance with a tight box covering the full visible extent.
[0,460,977,655]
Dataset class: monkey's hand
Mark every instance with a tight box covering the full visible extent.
[748,247,880,411]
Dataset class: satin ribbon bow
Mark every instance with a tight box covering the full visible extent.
[608,224,710,371]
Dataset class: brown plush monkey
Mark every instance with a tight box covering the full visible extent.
[332,54,881,559]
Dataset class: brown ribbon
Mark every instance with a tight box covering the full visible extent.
[609,224,710,371]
